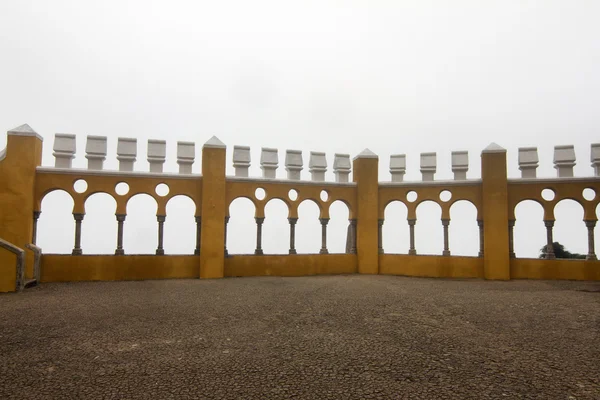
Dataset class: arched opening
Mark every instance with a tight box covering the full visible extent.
[82,193,117,254]
[553,199,586,257]
[414,201,443,255]
[382,201,409,254]
[124,194,158,254]
[164,195,196,254]
[328,200,350,253]
[296,200,321,254]
[262,198,289,254]
[449,200,478,256]
[514,200,545,258]
[37,190,74,254]
[227,197,256,254]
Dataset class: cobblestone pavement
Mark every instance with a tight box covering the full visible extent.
[1,276,599,399]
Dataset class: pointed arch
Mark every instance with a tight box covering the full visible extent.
[296,199,321,254]
[124,194,158,254]
[415,200,443,255]
[165,195,196,254]
[263,198,289,254]
[328,200,350,253]
[227,197,256,254]
[553,199,586,257]
[383,200,409,254]
[82,193,117,254]
[514,200,545,258]
[38,190,74,254]
[449,200,478,256]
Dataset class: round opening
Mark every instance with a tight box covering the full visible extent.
[288,189,298,201]
[541,188,555,201]
[320,190,329,202]
[439,190,452,202]
[583,188,596,201]
[155,183,170,197]
[406,191,418,203]
[115,182,130,196]
[255,188,266,200]
[73,179,88,194]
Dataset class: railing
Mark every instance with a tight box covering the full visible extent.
[0,238,25,291]
[25,244,42,283]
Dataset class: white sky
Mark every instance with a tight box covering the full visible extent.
[1,1,599,258]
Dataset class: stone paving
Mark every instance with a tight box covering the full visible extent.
[1,276,599,399]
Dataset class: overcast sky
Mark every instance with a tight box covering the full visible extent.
[1,1,598,258]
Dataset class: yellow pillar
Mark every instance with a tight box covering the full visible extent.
[353,149,379,274]
[0,124,43,292]
[199,136,227,279]
[481,143,510,280]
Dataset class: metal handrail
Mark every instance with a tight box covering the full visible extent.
[26,244,42,283]
[0,238,25,291]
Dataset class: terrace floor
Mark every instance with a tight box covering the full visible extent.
[1,276,599,399]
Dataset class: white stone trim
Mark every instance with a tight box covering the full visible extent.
[36,166,201,180]
[227,175,356,187]
[380,179,482,187]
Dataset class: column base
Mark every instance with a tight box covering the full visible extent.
[478,251,484,258]
[442,250,451,256]
[408,250,417,256]
[586,254,597,261]
[194,249,200,255]
[156,249,165,256]
[115,249,124,256]
[289,249,297,255]
[319,249,329,255]
[72,249,82,255]
[255,250,264,255]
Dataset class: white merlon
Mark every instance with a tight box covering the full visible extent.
[420,152,437,181]
[53,133,76,168]
[353,148,378,160]
[285,150,303,180]
[390,154,406,182]
[117,137,137,172]
[233,145,251,177]
[177,141,195,174]
[591,144,600,177]
[147,139,166,173]
[482,142,506,153]
[309,151,327,182]
[333,153,351,183]
[553,145,576,178]
[260,147,278,179]
[451,151,469,180]
[85,135,107,170]
[203,136,226,149]
[518,147,538,179]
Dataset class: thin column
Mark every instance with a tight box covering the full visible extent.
[194,216,201,255]
[585,220,597,261]
[115,214,126,255]
[156,215,166,255]
[319,218,329,254]
[442,219,450,256]
[255,217,264,255]
[544,220,556,259]
[378,219,384,254]
[32,211,41,245]
[408,219,417,255]
[349,219,357,254]
[288,218,298,254]
[508,219,515,258]
[477,220,484,258]
[224,216,230,257]
[72,213,84,255]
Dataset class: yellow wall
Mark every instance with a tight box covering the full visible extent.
[511,258,600,281]
[41,255,199,282]
[353,155,380,274]
[379,254,484,279]
[225,254,357,277]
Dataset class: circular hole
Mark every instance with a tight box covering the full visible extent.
[155,183,170,197]
[288,189,298,201]
[541,188,555,201]
[73,179,88,194]
[583,188,596,201]
[439,190,452,202]
[255,188,266,200]
[406,191,418,203]
[320,190,329,202]
[115,182,130,196]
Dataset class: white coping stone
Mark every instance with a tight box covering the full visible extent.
[333,153,351,183]
[309,151,327,182]
[420,152,436,182]
[117,137,137,172]
[482,142,506,153]
[353,148,378,160]
[591,143,600,177]
[451,151,469,180]
[177,141,195,174]
[147,139,166,173]
[285,150,303,180]
[518,147,539,178]
[233,145,251,177]
[204,136,226,149]
[7,124,43,141]
[390,154,406,182]
[260,147,278,179]
[85,135,107,170]
[553,145,576,178]
[53,133,76,169]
